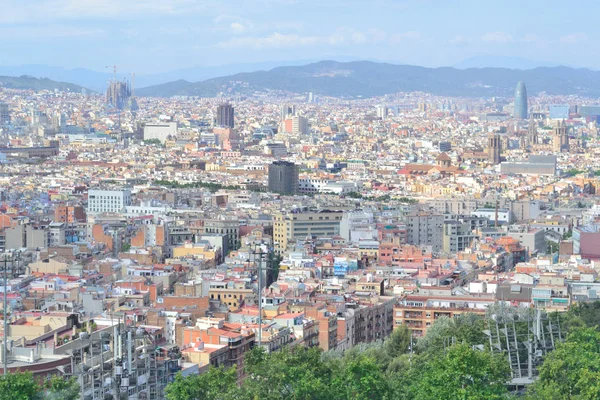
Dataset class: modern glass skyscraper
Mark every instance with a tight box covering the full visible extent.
[514,81,528,119]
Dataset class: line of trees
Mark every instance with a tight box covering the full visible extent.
[165,302,600,400]
[152,179,268,194]
[5,302,600,399]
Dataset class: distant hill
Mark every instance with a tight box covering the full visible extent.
[136,60,600,98]
[0,75,87,92]
[453,55,563,70]
[0,59,352,92]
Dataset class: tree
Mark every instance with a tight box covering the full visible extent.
[565,301,600,331]
[42,375,79,400]
[165,367,240,400]
[409,344,511,400]
[242,346,332,400]
[384,324,412,360]
[329,355,392,400]
[0,372,40,400]
[415,313,486,355]
[527,327,600,399]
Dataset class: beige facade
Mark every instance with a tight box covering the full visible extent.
[29,258,69,275]
[273,211,343,253]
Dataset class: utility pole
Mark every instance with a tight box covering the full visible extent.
[257,249,263,348]
[3,251,20,376]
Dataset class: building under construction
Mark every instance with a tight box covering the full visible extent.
[58,319,180,400]
[106,80,132,111]
[484,305,564,386]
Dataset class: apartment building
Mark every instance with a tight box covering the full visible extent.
[442,220,479,253]
[203,219,240,253]
[87,189,132,214]
[394,292,494,336]
[405,212,444,252]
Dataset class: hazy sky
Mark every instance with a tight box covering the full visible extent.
[0,0,596,73]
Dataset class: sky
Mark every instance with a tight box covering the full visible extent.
[0,0,597,74]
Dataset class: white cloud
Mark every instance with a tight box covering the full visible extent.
[351,32,368,44]
[215,28,390,50]
[481,31,514,44]
[0,25,105,39]
[367,28,387,43]
[0,0,214,23]
[389,31,421,44]
[560,32,588,44]
[216,32,352,49]
[448,35,471,45]
[230,22,248,34]
[522,34,538,43]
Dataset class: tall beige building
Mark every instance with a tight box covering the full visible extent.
[273,210,343,253]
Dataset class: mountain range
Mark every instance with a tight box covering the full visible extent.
[0,75,86,92]
[136,60,600,98]
[0,58,360,92]
[3,60,600,98]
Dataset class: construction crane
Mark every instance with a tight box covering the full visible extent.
[105,65,118,81]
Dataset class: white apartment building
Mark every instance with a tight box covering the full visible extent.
[143,122,178,143]
[88,189,132,214]
[298,178,333,194]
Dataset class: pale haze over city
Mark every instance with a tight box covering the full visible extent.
[1,0,599,72]
[1,1,600,400]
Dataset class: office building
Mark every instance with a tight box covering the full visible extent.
[376,106,388,120]
[268,161,299,195]
[548,105,570,120]
[216,103,234,128]
[438,141,452,152]
[280,104,296,122]
[553,120,569,152]
[273,210,343,253]
[0,102,10,125]
[143,122,178,143]
[292,115,308,135]
[514,81,528,119]
[578,105,600,118]
[87,189,132,214]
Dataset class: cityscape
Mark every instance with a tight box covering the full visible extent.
[2,1,600,400]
